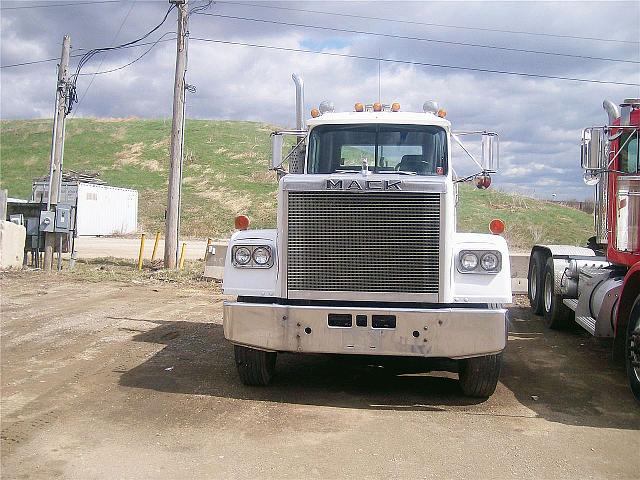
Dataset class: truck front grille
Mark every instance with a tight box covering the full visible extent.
[286,191,440,294]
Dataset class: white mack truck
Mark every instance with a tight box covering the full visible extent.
[223,74,512,397]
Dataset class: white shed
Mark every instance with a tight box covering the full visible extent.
[32,181,138,236]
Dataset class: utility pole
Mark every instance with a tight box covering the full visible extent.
[164,0,188,269]
[44,35,71,272]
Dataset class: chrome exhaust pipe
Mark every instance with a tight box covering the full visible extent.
[603,99,620,124]
[292,73,305,130]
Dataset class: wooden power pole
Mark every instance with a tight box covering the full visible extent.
[44,35,71,272]
[164,0,188,269]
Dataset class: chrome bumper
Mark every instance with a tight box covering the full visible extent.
[223,301,507,359]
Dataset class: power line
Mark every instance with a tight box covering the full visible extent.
[71,0,136,117]
[68,3,177,113]
[0,0,122,10]
[77,31,176,76]
[189,37,640,87]
[198,13,640,65]
[218,1,640,45]
[0,38,176,69]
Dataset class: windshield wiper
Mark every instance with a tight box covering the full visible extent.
[377,170,417,175]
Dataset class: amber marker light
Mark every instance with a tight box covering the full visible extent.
[235,214,250,230]
[354,102,364,112]
[310,108,320,118]
[489,219,505,235]
[437,108,447,118]
[373,102,382,112]
[391,102,401,112]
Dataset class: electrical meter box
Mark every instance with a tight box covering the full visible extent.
[40,211,55,232]
[55,204,72,232]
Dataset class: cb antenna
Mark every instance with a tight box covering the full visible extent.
[378,47,381,103]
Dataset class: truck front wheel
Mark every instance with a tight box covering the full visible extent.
[458,353,502,398]
[542,257,572,329]
[626,297,640,403]
[234,345,276,386]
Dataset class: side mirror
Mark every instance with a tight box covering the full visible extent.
[481,132,499,172]
[581,128,602,169]
[271,133,284,169]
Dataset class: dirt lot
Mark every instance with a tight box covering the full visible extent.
[1,270,639,479]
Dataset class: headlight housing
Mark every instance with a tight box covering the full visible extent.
[252,246,272,266]
[233,246,251,266]
[457,250,502,274]
[460,252,479,271]
[480,252,500,272]
[232,245,274,268]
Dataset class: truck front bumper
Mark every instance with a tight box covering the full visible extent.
[223,301,508,359]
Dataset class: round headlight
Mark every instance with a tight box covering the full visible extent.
[481,252,500,271]
[234,247,251,265]
[460,252,479,271]
[252,246,271,266]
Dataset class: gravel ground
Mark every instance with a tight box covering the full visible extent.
[1,271,639,479]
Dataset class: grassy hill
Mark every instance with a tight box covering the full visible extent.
[0,118,593,250]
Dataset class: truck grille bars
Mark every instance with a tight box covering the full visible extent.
[286,191,441,296]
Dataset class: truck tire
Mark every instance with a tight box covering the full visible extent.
[542,257,572,329]
[528,251,546,315]
[458,353,502,398]
[234,345,276,386]
[625,296,640,403]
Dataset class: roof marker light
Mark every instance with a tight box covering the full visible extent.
[391,102,401,112]
[437,108,447,118]
[310,108,320,118]
[373,102,382,112]
[354,102,364,112]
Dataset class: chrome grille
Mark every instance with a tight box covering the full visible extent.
[287,191,440,294]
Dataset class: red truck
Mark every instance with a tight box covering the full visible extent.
[527,98,639,402]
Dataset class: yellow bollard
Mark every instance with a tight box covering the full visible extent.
[151,231,161,261]
[137,233,146,270]
[179,242,187,270]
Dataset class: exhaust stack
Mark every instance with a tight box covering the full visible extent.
[292,73,305,130]
[603,99,620,124]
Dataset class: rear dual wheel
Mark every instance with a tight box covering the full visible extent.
[528,251,546,315]
[542,257,573,329]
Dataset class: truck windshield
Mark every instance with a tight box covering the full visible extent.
[307,124,447,175]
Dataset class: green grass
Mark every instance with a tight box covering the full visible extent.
[0,118,593,250]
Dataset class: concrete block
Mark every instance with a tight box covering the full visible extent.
[0,220,26,269]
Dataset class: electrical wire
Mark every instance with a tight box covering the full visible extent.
[71,0,137,117]
[197,13,639,65]
[218,1,640,45]
[189,37,640,86]
[67,3,177,113]
[0,38,176,69]
[77,31,176,76]
[0,0,122,10]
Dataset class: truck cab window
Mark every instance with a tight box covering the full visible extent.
[308,124,447,174]
[619,132,639,174]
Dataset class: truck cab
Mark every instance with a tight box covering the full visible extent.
[223,75,512,398]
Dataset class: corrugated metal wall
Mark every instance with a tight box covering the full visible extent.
[76,183,138,236]
[32,182,138,236]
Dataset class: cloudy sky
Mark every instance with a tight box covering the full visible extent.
[2,0,639,200]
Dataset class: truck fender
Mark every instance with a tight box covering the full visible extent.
[613,262,640,360]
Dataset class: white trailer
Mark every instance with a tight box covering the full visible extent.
[223,75,512,398]
[32,181,138,236]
